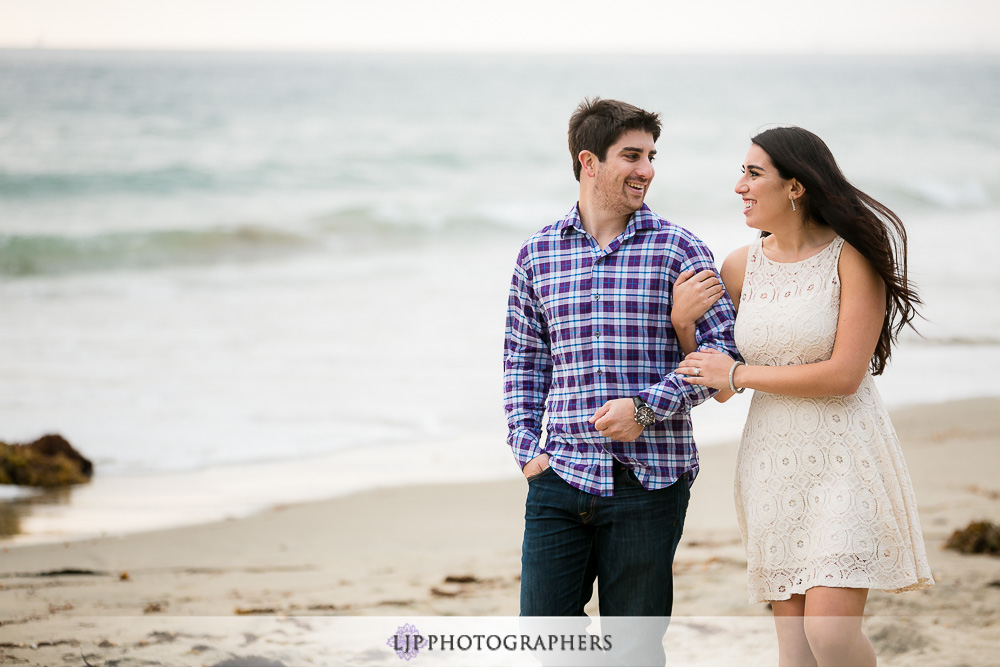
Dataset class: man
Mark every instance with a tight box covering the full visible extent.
[503,98,738,631]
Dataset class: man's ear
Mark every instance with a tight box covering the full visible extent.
[578,150,598,179]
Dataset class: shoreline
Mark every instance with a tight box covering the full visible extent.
[0,397,998,665]
[5,369,999,548]
[0,431,524,547]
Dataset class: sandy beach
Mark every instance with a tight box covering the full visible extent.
[1,397,998,666]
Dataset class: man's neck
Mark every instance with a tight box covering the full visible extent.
[578,197,633,250]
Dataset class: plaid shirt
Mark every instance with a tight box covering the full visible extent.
[504,203,738,496]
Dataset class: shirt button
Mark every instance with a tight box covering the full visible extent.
[593,294,600,300]
[594,332,601,338]
[596,369,603,375]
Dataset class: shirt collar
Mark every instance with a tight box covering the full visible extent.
[558,203,663,237]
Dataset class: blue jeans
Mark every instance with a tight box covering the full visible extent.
[520,461,690,617]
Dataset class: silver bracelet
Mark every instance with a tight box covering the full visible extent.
[728,361,746,394]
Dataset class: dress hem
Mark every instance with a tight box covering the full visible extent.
[749,576,935,605]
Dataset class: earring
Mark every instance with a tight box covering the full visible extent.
[790,196,797,212]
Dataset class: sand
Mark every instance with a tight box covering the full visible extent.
[0,398,998,666]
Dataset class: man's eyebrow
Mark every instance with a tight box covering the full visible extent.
[620,146,656,155]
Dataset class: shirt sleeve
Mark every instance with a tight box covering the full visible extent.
[637,238,740,418]
[503,255,552,469]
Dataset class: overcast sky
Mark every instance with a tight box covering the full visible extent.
[1,0,998,53]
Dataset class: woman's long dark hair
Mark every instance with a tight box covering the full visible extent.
[752,126,921,375]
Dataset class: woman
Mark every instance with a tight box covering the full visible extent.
[673,127,933,667]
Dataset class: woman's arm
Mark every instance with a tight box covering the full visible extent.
[700,246,750,402]
[671,244,749,354]
[671,268,726,355]
[719,245,749,313]
[678,242,885,398]
[671,246,750,402]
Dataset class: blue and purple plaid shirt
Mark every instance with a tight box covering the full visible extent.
[504,203,738,496]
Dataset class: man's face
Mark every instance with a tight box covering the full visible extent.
[592,129,656,217]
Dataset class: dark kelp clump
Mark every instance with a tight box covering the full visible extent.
[0,434,93,487]
[945,521,1000,556]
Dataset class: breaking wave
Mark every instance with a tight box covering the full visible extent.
[0,225,312,276]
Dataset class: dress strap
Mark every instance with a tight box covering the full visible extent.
[831,235,846,256]
[744,235,765,277]
[820,236,846,269]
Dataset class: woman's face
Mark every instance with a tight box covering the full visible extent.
[734,143,795,232]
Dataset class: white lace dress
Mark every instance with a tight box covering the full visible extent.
[733,235,934,604]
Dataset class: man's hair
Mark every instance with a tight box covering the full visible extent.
[568,97,661,181]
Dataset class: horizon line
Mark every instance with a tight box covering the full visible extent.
[2,45,999,58]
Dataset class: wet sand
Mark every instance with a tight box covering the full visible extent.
[1,398,997,666]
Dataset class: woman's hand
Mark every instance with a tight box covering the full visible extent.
[672,269,727,356]
[676,348,738,391]
[672,269,725,329]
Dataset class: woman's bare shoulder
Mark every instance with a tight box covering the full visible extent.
[721,245,751,279]
[720,244,752,304]
[838,239,882,283]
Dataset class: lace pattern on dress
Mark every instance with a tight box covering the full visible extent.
[732,236,933,603]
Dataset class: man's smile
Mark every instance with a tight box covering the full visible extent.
[626,179,646,193]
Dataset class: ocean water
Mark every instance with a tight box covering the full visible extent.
[2,50,999,542]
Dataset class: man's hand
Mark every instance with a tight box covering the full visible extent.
[589,398,645,442]
[522,453,550,479]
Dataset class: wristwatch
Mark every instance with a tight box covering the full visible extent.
[633,396,656,427]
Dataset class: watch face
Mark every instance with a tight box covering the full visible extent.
[635,406,655,427]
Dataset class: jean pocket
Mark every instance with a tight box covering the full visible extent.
[526,466,554,483]
[628,468,648,487]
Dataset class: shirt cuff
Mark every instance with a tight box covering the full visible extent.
[509,431,546,469]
